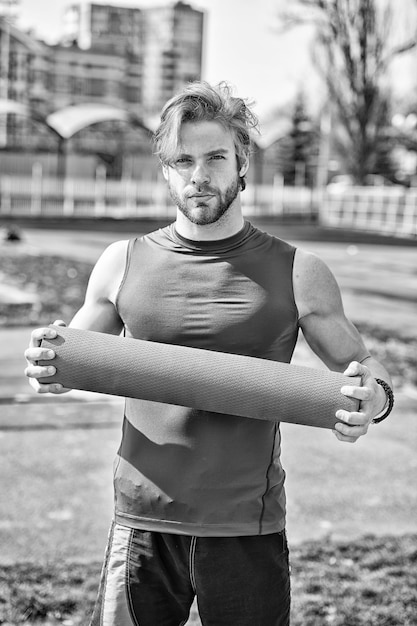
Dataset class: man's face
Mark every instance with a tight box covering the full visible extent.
[162,121,248,226]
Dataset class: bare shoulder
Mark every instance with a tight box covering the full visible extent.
[293,248,343,319]
[99,239,130,261]
[293,247,331,278]
[87,240,130,303]
[94,239,129,271]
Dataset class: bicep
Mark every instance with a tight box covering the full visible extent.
[69,240,128,335]
[69,299,123,335]
[294,250,370,372]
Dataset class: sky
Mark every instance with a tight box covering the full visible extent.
[13,0,417,120]
[15,0,320,119]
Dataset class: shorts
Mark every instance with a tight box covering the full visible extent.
[90,522,291,626]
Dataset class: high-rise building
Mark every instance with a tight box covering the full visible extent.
[141,2,204,116]
[1,1,204,122]
[63,2,143,57]
[0,17,142,144]
[0,0,19,22]
[0,18,48,107]
[46,43,142,113]
[0,2,204,173]
[62,1,205,116]
[0,17,51,148]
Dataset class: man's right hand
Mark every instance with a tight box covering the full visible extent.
[24,320,71,394]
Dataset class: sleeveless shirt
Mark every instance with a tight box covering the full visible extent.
[114,221,299,536]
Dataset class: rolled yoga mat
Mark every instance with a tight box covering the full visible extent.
[39,325,361,429]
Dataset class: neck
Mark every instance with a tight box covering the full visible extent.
[175,201,245,241]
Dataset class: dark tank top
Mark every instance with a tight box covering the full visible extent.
[114,221,299,536]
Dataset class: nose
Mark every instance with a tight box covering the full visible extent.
[191,163,210,186]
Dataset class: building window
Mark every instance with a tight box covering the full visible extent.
[88,78,106,97]
[126,85,140,103]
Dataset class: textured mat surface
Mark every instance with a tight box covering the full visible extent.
[40,326,361,429]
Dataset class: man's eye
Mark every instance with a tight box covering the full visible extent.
[210,155,225,160]
[176,158,191,165]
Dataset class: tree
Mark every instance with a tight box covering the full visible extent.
[277,0,417,184]
[274,91,320,186]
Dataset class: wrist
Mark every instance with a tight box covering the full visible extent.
[372,379,394,424]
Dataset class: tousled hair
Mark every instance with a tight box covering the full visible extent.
[153,81,259,173]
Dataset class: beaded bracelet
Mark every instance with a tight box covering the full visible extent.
[372,379,394,424]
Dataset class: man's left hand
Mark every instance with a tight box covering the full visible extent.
[333,361,386,443]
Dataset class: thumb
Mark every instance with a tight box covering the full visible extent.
[343,360,371,383]
[53,319,67,327]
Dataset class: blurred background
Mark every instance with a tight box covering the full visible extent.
[0,0,417,234]
[0,1,416,624]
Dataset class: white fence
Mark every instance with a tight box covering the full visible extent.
[0,174,416,238]
[0,174,316,219]
[321,186,417,238]
[0,175,172,218]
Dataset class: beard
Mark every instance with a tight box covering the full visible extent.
[168,176,241,226]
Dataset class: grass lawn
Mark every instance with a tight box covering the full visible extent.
[1,534,416,625]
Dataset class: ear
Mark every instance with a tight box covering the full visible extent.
[238,155,249,178]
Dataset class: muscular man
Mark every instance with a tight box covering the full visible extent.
[25,82,393,626]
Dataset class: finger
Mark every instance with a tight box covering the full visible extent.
[340,385,372,402]
[53,319,66,327]
[334,420,369,438]
[24,364,56,379]
[30,326,59,347]
[343,360,365,377]
[24,347,56,364]
[31,381,67,394]
[27,374,70,394]
[332,430,359,444]
[335,409,368,425]
[344,361,376,389]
